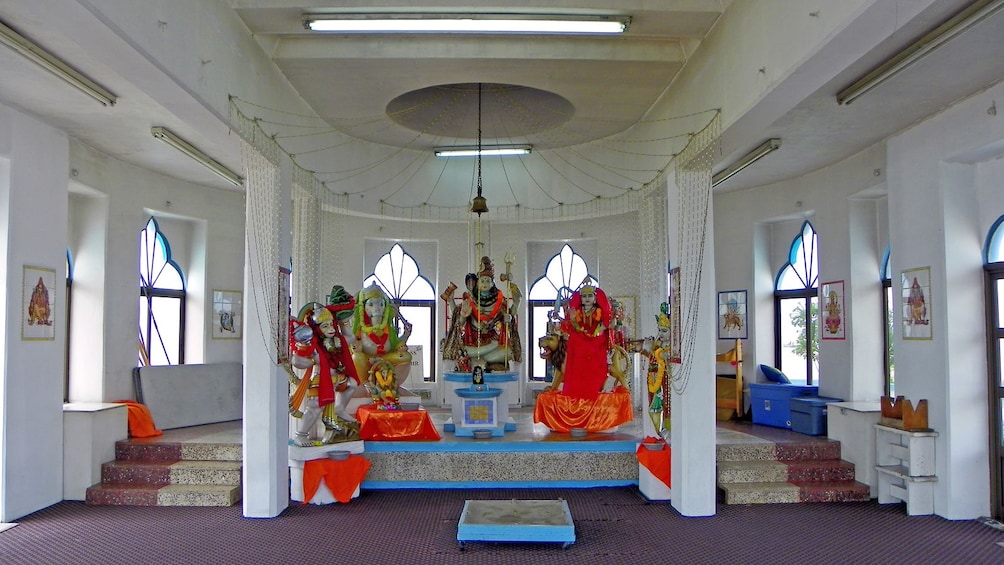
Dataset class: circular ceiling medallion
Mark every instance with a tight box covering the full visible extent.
[386,83,575,141]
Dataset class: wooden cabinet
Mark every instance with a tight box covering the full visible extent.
[874,424,938,515]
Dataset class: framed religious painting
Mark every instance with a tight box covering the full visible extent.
[277,266,291,364]
[820,280,845,340]
[901,266,932,340]
[717,289,747,340]
[669,266,682,360]
[212,290,243,340]
[22,265,56,340]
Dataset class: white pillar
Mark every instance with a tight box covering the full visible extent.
[670,199,718,517]
[242,150,293,518]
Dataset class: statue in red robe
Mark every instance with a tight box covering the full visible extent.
[559,285,612,401]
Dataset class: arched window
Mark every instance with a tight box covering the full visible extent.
[983,216,1004,518]
[363,243,437,382]
[139,218,186,366]
[527,244,597,381]
[881,246,895,397]
[774,221,819,385]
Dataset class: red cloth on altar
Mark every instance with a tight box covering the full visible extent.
[559,288,613,401]
[356,404,442,441]
[533,387,633,433]
[301,455,371,503]
[636,437,671,488]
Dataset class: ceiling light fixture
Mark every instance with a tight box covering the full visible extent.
[837,0,1004,105]
[151,126,243,188]
[304,13,629,34]
[711,138,781,188]
[436,144,532,158]
[0,20,116,107]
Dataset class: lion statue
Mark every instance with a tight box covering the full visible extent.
[538,330,630,394]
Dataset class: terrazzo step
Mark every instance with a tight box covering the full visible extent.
[716,440,842,462]
[718,459,858,485]
[717,460,789,483]
[115,440,241,462]
[719,480,869,504]
[86,483,241,507]
[774,441,842,462]
[101,460,242,486]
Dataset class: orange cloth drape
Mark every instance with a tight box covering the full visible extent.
[301,455,371,503]
[636,438,671,488]
[114,400,162,438]
[356,405,442,441]
[533,387,633,433]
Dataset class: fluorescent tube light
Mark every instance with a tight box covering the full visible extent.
[151,127,243,188]
[304,14,629,34]
[837,0,1004,105]
[0,20,116,107]
[436,145,532,157]
[711,138,781,188]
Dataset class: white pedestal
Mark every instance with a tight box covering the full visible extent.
[288,441,365,504]
[62,403,128,500]
[827,401,881,496]
[874,424,938,515]
[638,465,671,501]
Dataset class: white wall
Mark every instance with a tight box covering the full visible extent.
[714,144,888,400]
[0,104,69,521]
[68,140,245,402]
[885,78,1004,520]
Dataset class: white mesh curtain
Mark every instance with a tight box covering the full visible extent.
[292,166,321,311]
[639,176,669,338]
[671,112,720,395]
[234,108,283,363]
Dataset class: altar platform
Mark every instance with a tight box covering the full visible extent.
[360,406,645,490]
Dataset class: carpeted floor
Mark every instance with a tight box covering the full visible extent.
[2,487,1003,564]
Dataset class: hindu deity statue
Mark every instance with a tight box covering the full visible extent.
[442,255,522,371]
[350,283,413,392]
[644,302,673,432]
[558,284,614,400]
[288,296,360,446]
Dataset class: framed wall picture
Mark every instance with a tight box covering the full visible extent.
[212,290,243,339]
[669,267,682,360]
[22,265,56,341]
[277,266,291,364]
[717,289,747,340]
[901,266,932,340]
[820,280,845,340]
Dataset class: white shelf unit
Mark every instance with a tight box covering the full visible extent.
[874,424,938,515]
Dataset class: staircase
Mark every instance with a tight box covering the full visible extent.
[717,435,870,504]
[85,435,242,507]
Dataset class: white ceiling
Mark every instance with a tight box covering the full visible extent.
[0,1,1002,216]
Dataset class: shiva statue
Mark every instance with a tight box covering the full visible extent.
[350,283,413,395]
[288,295,360,446]
[442,255,522,372]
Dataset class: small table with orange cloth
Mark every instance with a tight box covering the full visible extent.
[300,455,371,504]
[356,404,442,441]
[636,437,671,500]
[533,386,633,433]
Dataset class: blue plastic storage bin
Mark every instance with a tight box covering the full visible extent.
[789,396,843,436]
[748,383,819,429]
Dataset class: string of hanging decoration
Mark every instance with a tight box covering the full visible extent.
[229,90,718,223]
